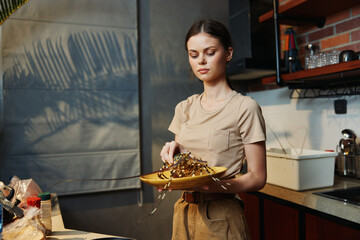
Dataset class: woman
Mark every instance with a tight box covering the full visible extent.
[160,19,267,240]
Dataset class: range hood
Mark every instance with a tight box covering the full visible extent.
[227,0,276,80]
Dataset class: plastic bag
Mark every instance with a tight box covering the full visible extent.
[8,176,43,208]
[2,207,45,240]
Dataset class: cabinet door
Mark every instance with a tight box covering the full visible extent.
[238,193,260,240]
[263,198,299,240]
[305,213,360,240]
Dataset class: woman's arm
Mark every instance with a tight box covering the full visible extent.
[194,141,267,194]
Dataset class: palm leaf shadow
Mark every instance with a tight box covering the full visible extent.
[3,30,138,155]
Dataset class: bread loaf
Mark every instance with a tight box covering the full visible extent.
[2,223,45,240]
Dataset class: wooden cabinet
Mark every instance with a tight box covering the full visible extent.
[263,198,299,240]
[238,193,261,240]
[239,192,360,240]
[305,213,360,240]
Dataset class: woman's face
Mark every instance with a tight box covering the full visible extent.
[187,33,232,83]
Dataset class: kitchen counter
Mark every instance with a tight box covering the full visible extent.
[258,176,360,224]
[2,195,133,240]
[50,196,133,240]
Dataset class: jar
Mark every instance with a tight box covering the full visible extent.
[304,44,318,69]
[38,192,52,235]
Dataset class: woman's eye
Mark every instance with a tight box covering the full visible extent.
[189,54,198,59]
[207,51,215,56]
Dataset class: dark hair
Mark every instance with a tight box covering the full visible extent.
[185,19,233,51]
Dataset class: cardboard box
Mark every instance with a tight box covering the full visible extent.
[266,148,338,191]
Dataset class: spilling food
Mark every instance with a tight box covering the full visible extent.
[158,152,215,179]
[155,153,227,191]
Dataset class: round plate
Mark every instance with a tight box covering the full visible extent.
[140,167,227,190]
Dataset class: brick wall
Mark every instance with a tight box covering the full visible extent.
[281,1,360,67]
[248,0,360,92]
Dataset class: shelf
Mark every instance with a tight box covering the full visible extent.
[259,0,360,26]
[257,0,360,98]
[289,86,360,98]
[262,60,360,85]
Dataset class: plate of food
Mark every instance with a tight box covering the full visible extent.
[140,166,227,190]
[140,152,227,190]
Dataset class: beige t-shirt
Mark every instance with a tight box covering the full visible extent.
[168,90,266,178]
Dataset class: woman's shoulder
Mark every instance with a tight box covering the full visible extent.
[177,93,201,107]
[231,92,262,111]
[233,92,259,104]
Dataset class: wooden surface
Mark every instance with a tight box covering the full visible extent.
[262,60,360,85]
[259,0,360,25]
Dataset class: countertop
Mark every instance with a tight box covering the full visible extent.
[258,176,360,224]
[2,196,133,240]
[49,197,134,240]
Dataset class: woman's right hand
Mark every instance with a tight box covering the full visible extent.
[160,140,186,165]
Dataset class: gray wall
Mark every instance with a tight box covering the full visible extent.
[58,1,229,239]
[1,0,141,196]
[249,88,360,155]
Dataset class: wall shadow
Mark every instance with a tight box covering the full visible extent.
[1,29,140,196]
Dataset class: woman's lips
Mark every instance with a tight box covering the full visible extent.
[198,69,209,74]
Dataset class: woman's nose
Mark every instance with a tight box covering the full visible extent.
[198,55,206,64]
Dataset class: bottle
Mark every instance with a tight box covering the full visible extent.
[38,192,52,235]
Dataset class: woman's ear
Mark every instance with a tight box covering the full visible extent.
[226,47,233,62]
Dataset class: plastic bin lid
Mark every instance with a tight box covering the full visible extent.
[266,148,338,159]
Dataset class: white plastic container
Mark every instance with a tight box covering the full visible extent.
[266,148,338,191]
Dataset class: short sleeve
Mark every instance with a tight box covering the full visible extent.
[239,97,266,144]
[168,102,184,135]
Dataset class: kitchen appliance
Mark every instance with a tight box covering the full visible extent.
[336,129,358,177]
[335,155,354,176]
[227,0,276,80]
[266,148,337,191]
[315,186,360,206]
[338,138,355,155]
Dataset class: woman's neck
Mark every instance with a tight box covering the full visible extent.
[201,81,233,111]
